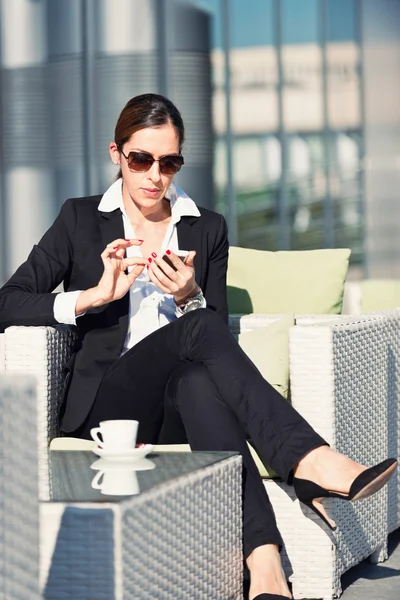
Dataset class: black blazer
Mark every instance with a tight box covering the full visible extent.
[0,195,229,432]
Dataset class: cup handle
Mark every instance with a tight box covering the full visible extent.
[90,427,104,447]
[91,471,104,490]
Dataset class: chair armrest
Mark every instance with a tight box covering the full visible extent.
[4,325,77,445]
[289,312,396,464]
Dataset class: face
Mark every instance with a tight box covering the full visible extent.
[109,123,181,212]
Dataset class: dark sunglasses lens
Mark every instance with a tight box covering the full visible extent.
[128,152,154,171]
[159,155,184,174]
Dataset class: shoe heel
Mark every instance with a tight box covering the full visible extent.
[293,478,337,530]
[302,498,337,530]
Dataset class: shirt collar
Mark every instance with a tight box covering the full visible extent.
[98,178,200,224]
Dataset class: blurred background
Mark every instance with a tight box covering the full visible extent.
[0,0,399,285]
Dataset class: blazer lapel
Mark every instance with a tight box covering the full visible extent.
[177,217,204,289]
[98,208,130,353]
[98,208,125,248]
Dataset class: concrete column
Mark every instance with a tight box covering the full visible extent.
[94,0,158,191]
[47,0,85,206]
[0,0,54,277]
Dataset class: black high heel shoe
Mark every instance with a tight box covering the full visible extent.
[293,458,398,530]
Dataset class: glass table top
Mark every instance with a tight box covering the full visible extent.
[44,450,237,504]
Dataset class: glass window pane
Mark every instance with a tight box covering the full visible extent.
[327,0,357,42]
[332,133,363,265]
[282,0,320,45]
[231,0,274,48]
[235,136,281,250]
[289,134,326,250]
[213,0,279,249]
[326,0,361,129]
[281,0,323,132]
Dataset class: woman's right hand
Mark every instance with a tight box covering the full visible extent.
[75,239,147,314]
[95,238,147,304]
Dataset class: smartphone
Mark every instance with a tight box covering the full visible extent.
[162,250,189,271]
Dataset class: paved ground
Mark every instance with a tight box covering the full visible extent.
[340,528,400,599]
[244,530,400,599]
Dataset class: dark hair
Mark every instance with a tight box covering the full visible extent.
[114,93,185,178]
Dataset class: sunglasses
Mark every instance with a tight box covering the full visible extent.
[120,149,184,175]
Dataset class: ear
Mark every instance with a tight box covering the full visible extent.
[109,142,120,165]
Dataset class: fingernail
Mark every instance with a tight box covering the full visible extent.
[124,239,131,242]
[151,252,157,258]
[112,246,118,250]
[148,257,152,263]
[138,239,144,243]
[146,265,149,270]
[166,249,171,255]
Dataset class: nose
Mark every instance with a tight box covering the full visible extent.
[148,159,162,182]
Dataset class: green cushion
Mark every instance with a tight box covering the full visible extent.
[361,279,400,312]
[237,313,294,399]
[238,313,294,477]
[227,246,351,315]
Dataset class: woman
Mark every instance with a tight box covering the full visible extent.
[0,94,396,600]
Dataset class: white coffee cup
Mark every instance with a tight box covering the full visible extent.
[91,467,140,496]
[90,419,138,451]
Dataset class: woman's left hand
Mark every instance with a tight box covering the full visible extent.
[146,250,199,304]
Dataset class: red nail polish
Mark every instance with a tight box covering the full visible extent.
[166,249,171,255]
[138,239,144,243]
[146,265,149,270]
[148,257,152,263]
[124,239,131,242]
[112,246,118,250]
[151,252,157,258]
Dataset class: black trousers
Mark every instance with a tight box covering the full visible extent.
[75,308,326,558]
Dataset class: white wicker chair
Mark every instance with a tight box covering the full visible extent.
[0,310,399,600]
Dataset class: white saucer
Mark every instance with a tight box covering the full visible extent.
[90,457,156,472]
[92,444,154,462]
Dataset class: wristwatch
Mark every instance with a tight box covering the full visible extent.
[175,289,204,314]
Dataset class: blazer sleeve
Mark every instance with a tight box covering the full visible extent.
[203,214,229,324]
[0,199,77,332]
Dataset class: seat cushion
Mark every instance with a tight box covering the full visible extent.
[237,313,294,399]
[227,246,351,315]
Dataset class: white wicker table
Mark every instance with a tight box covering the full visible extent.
[39,450,243,600]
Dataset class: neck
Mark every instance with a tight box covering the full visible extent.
[121,183,171,227]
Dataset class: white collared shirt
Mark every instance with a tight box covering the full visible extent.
[54,179,205,352]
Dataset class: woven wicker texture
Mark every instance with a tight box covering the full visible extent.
[120,455,243,600]
[0,375,40,600]
[365,309,400,534]
[287,315,394,598]
[4,325,77,499]
[41,507,115,600]
[5,313,399,600]
[228,312,397,600]
[40,455,242,599]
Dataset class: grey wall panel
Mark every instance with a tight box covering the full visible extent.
[176,164,214,210]
[172,0,211,52]
[362,0,400,277]
[2,66,50,168]
[167,1,214,209]
[48,58,84,166]
[94,53,159,191]
[171,52,214,208]
[47,0,82,57]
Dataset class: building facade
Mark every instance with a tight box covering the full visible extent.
[0,0,399,284]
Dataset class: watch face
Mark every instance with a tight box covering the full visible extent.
[185,298,203,313]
